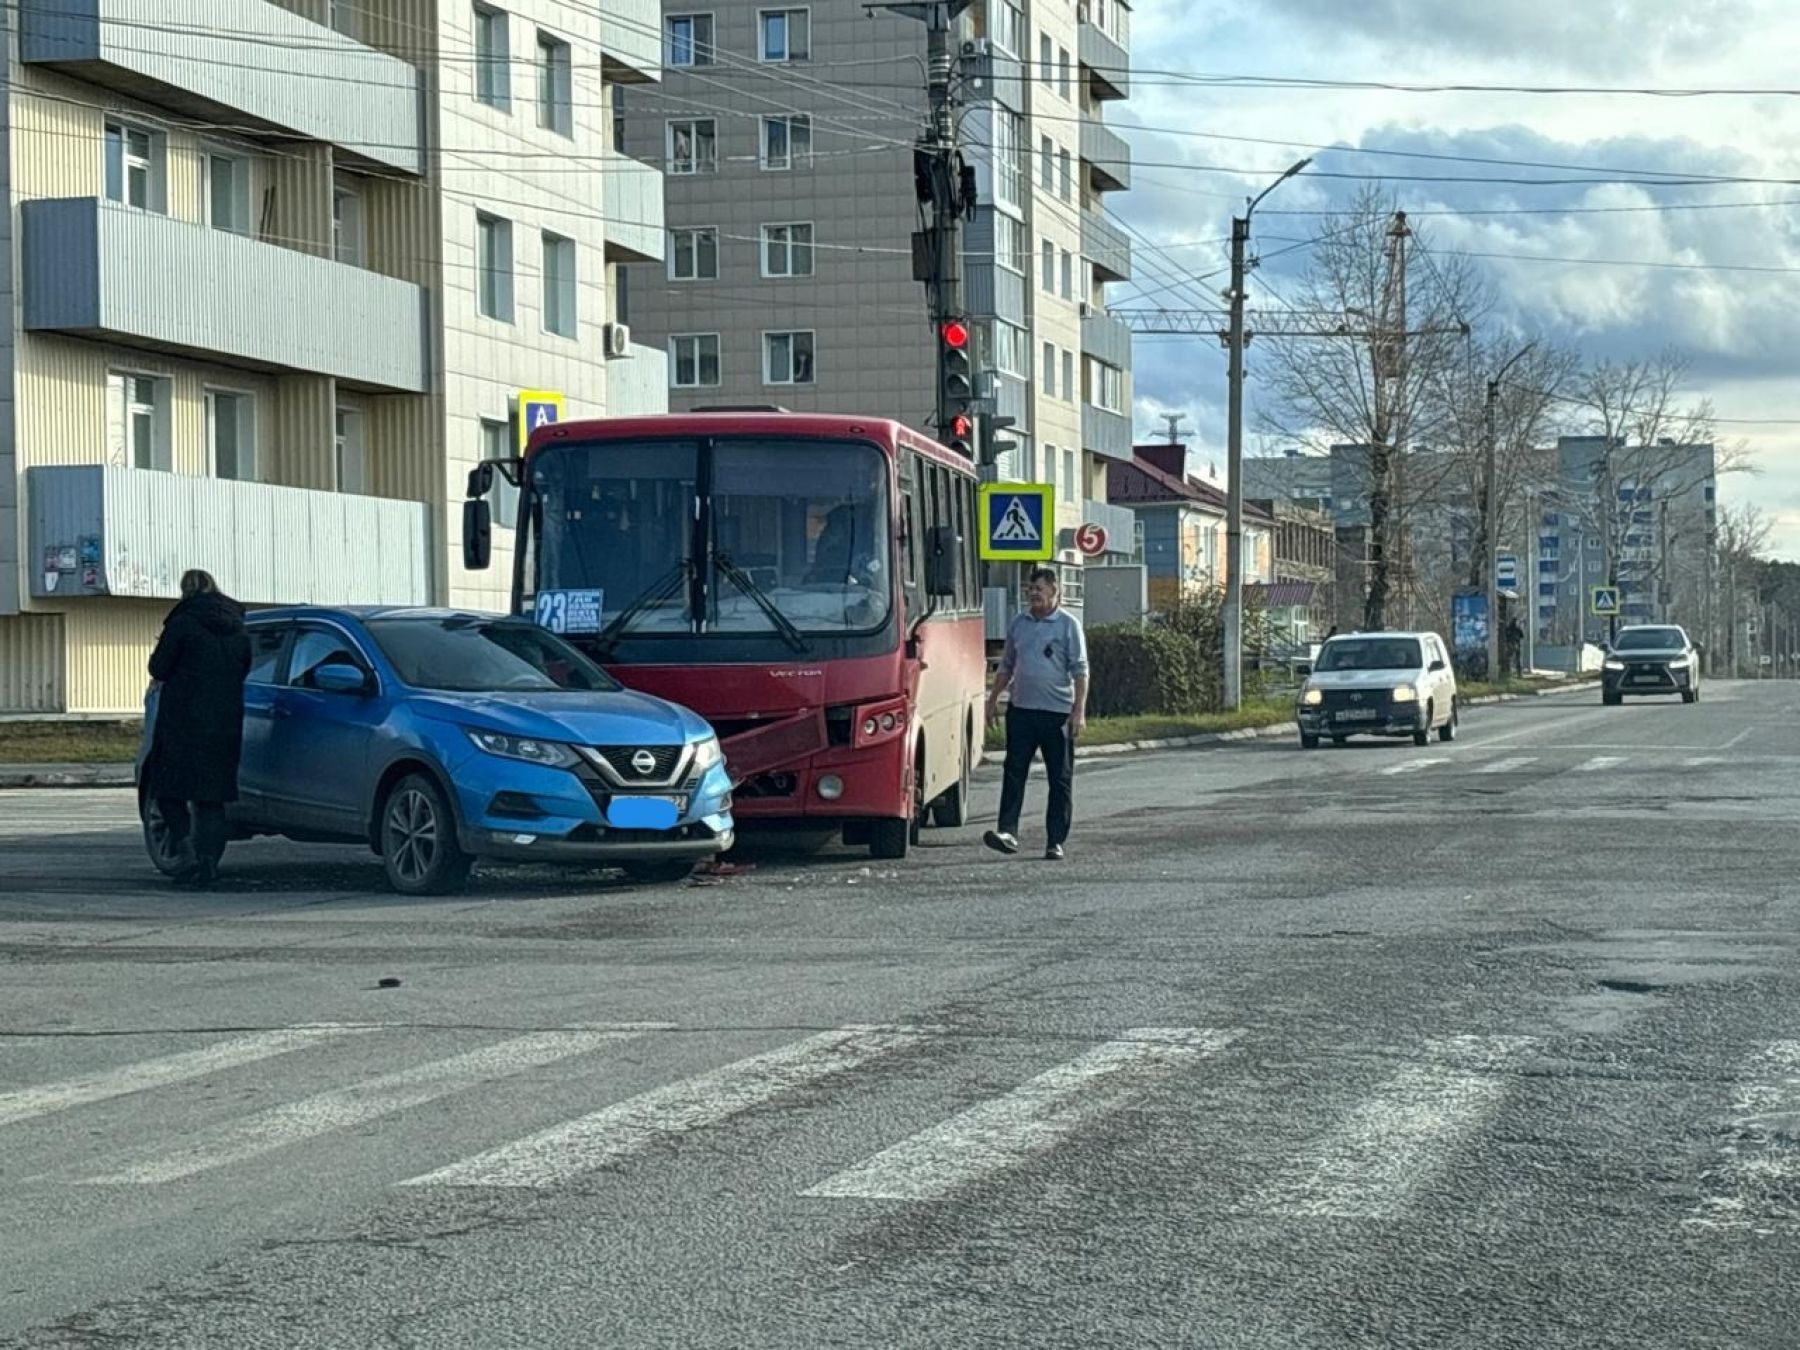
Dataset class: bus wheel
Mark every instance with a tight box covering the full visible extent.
[928,735,973,829]
[869,816,911,859]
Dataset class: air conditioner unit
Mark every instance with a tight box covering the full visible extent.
[1078,301,1093,318]
[603,321,631,358]
[961,37,991,56]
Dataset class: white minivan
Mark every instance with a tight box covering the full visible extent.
[1295,631,1459,749]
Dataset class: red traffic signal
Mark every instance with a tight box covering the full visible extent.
[951,412,973,439]
[940,318,970,350]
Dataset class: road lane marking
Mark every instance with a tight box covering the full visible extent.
[803,1028,1237,1202]
[400,1026,928,1189]
[1720,727,1756,750]
[1381,758,1448,776]
[1475,757,1538,775]
[1246,1036,1532,1220]
[78,1029,655,1185]
[1683,756,1726,767]
[1686,1040,1800,1232]
[0,1027,369,1129]
[1574,756,1626,772]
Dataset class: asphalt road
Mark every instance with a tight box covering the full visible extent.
[2,680,1798,1348]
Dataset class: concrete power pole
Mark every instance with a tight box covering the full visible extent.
[1483,343,1535,684]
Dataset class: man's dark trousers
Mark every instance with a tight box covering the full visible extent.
[996,706,1073,846]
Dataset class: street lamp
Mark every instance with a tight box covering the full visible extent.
[1224,157,1310,711]
[1484,341,1536,682]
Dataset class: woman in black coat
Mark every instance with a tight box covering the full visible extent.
[144,569,251,885]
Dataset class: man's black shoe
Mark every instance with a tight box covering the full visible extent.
[1044,844,1065,861]
[983,830,1020,855]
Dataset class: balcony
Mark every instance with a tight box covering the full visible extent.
[22,0,423,175]
[601,0,662,84]
[27,466,432,606]
[1078,10,1130,101]
[1080,118,1131,192]
[22,199,428,394]
[1081,208,1134,283]
[607,343,670,417]
[603,153,665,265]
[1083,403,1133,462]
[1080,307,1132,367]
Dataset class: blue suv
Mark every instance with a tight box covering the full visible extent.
[136,607,734,894]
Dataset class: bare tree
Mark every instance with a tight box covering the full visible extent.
[1254,188,1485,629]
[1715,503,1771,673]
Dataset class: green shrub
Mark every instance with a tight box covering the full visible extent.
[1086,624,1213,717]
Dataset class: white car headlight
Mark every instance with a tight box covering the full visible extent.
[1667,654,1692,669]
[691,735,724,772]
[1301,687,1323,707]
[466,730,579,768]
[1391,684,1418,703]
[1603,658,1625,671]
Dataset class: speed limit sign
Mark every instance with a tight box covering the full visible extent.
[1074,523,1109,557]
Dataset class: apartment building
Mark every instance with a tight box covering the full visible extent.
[0,0,666,715]
[619,0,1137,612]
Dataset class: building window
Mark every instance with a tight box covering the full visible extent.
[759,8,810,61]
[1039,30,1052,84]
[108,372,169,471]
[1040,238,1054,292]
[994,211,1027,274]
[1087,358,1123,412]
[665,12,714,66]
[668,227,719,281]
[1040,135,1054,190]
[328,0,358,37]
[1058,148,1072,201]
[1062,349,1075,402]
[103,122,161,212]
[993,319,1027,377]
[993,109,1023,211]
[1061,249,1073,300]
[1063,448,1076,501]
[476,211,514,322]
[204,389,256,482]
[537,31,572,136]
[473,4,511,111]
[333,183,365,266]
[993,0,1023,55]
[761,114,813,170]
[764,330,815,385]
[666,119,717,174]
[542,231,577,338]
[480,418,518,526]
[760,222,814,278]
[1058,47,1071,98]
[335,408,367,494]
[203,151,250,235]
[1042,341,1055,398]
[671,334,721,388]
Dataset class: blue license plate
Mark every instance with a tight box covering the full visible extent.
[607,796,683,830]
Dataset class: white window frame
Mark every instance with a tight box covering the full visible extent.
[1040,134,1054,191]
[760,114,813,171]
[1060,248,1073,300]
[473,3,511,112]
[103,120,163,213]
[670,334,722,389]
[476,211,515,323]
[536,30,573,137]
[202,148,251,235]
[666,12,715,66]
[1042,341,1056,398]
[1086,357,1123,413]
[994,210,1027,275]
[335,407,367,495]
[665,119,718,175]
[667,226,719,281]
[204,387,257,482]
[763,330,816,386]
[758,7,811,62]
[1062,349,1075,402]
[1039,30,1052,85]
[480,417,518,526]
[760,221,815,278]
[109,370,170,472]
[333,181,365,267]
[1058,47,1071,99]
[993,319,1027,377]
[541,231,577,339]
[993,109,1023,211]
[328,0,359,38]
[1058,147,1072,201]
[1040,237,1054,292]
[993,0,1024,55]
[1063,448,1077,502]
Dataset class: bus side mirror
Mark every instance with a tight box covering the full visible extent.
[463,499,492,570]
[925,525,957,598]
[467,463,495,497]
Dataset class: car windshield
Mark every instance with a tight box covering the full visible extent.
[366,617,620,693]
[1317,637,1422,671]
[527,437,892,638]
[1615,627,1686,651]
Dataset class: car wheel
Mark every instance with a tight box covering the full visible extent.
[1331,735,1349,746]
[1437,699,1458,742]
[1603,691,1622,706]
[140,795,194,878]
[1413,704,1432,746]
[1682,689,1698,704]
[380,773,473,896]
[1299,732,1320,750]
[928,734,973,828]
[621,858,698,885]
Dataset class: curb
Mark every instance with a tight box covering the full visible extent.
[0,763,135,789]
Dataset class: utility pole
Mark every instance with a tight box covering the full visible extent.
[1524,486,1538,675]
[1483,342,1535,684]
[1223,157,1309,711]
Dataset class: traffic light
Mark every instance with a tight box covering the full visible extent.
[939,318,976,457]
[980,414,1018,467]
[947,409,975,459]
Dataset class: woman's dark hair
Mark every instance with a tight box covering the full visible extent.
[180,569,220,599]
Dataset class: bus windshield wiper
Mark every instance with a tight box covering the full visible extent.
[712,552,808,654]
[591,558,693,657]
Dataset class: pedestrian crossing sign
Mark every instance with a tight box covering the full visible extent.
[514,389,565,453]
[1590,586,1622,617]
[979,482,1055,561]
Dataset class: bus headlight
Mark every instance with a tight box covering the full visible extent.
[853,699,909,748]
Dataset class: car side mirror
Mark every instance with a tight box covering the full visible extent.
[312,662,371,695]
[463,499,492,570]
[924,524,958,599]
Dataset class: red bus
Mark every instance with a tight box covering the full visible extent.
[462,411,987,859]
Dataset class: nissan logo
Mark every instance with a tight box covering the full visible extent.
[630,749,658,776]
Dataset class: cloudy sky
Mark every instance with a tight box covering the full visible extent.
[1112,0,1800,557]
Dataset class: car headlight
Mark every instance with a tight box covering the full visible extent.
[1603,659,1625,671]
[1301,687,1323,707]
[466,730,579,768]
[691,735,724,773]
[1667,654,1692,669]
[1391,684,1418,703]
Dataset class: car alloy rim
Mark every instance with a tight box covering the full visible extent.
[387,788,438,884]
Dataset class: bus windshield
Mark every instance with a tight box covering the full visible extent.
[528,437,892,639]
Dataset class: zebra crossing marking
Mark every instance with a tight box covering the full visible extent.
[1381,758,1449,776]
[1574,756,1626,773]
[803,1027,1237,1202]
[398,1025,928,1189]
[1686,1040,1800,1232]
[1475,757,1539,775]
